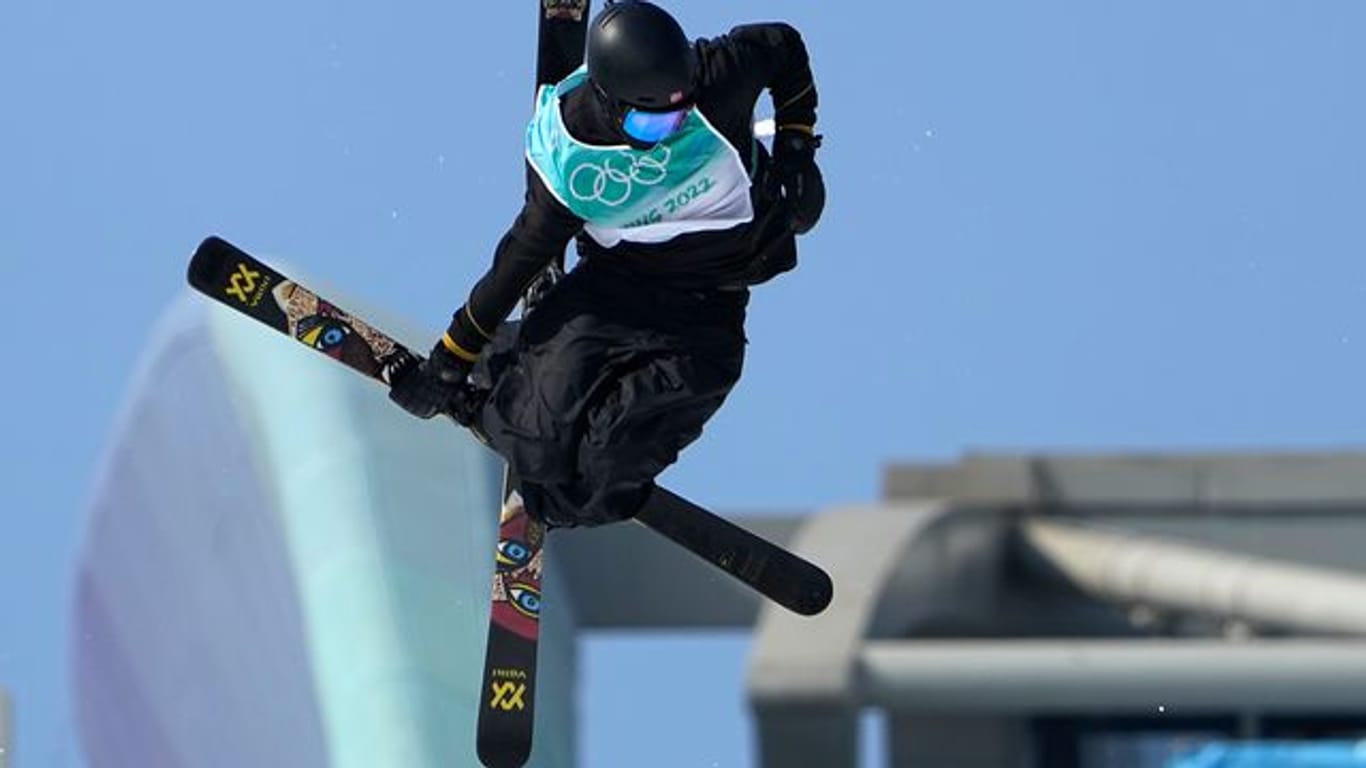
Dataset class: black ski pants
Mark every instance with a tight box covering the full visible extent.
[474,261,747,528]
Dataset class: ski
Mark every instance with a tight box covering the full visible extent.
[185,237,418,385]
[476,476,542,768]
[638,487,832,617]
[474,2,595,765]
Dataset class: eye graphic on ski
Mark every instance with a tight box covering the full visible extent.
[496,539,534,569]
[506,583,542,620]
[295,314,353,354]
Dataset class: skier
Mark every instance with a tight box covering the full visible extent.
[389,0,824,529]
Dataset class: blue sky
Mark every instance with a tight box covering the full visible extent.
[4,0,1366,765]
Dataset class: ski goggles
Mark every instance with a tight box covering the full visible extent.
[621,106,690,144]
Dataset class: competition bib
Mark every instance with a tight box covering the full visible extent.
[525,67,754,247]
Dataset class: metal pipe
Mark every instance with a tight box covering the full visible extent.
[1022,519,1366,636]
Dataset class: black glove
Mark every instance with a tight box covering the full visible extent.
[388,337,474,420]
[772,127,826,235]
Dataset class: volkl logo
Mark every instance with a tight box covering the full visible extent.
[490,681,527,711]
[225,263,263,304]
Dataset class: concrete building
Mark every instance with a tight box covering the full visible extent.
[560,452,1366,767]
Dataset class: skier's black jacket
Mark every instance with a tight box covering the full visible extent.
[446,23,818,359]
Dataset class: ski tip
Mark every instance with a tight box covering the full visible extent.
[476,742,532,768]
[186,235,237,293]
[794,570,834,617]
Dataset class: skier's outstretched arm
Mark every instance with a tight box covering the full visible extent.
[389,166,582,419]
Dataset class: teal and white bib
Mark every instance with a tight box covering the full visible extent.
[525,67,754,248]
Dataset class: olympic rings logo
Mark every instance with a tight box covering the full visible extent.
[568,146,672,207]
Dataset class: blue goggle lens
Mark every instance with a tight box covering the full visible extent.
[621,107,689,143]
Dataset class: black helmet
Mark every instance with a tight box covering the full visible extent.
[587,1,696,110]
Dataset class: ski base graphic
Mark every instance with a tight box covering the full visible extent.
[477,489,543,768]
